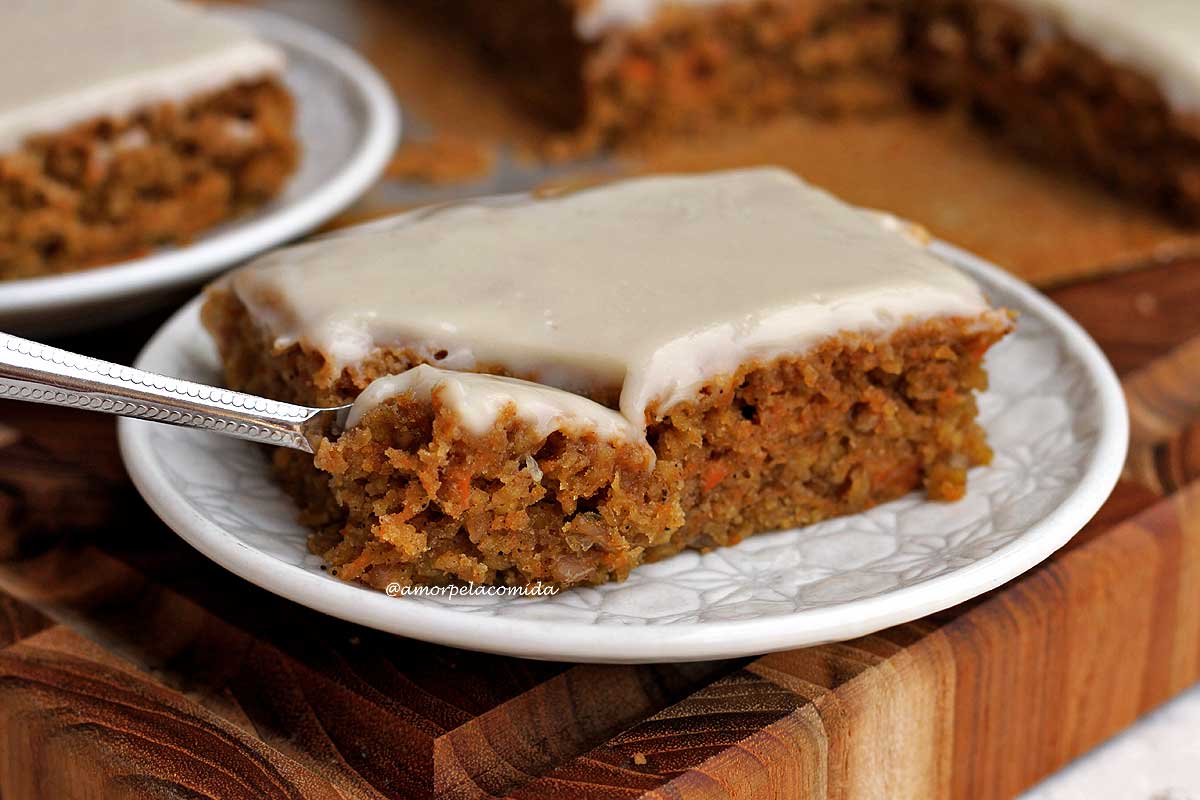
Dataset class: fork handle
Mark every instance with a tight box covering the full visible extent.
[0,332,321,453]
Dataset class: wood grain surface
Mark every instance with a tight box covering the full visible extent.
[1,260,1198,798]
[4,2,1200,796]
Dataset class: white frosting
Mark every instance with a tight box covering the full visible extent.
[576,0,1200,112]
[346,365,640,442]
[576,0,730,40]
[229,168,996,431]
[0,0,285,153]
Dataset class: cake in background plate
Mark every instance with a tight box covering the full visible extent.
[0,0,299,281]
[202,168,1013,592]
[910,0,1200,223]
[412,0,911,144]
[414,0,1200,221]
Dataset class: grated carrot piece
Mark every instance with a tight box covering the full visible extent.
[701,461,729,493]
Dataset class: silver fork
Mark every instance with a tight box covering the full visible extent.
[0,332,350,454]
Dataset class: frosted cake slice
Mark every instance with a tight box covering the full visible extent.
[910,0,1200,221]
[203,168,1013,591]
[0,0,298,280]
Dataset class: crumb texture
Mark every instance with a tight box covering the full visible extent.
[0,79,297,280]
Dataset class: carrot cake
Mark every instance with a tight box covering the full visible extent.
[0,0,299,281]
[414,0,1200,220]
[203,168,1013,591]
[909,0,1200,221]
[411,0,910,142]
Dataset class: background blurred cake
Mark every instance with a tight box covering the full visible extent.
[0,0,299,281]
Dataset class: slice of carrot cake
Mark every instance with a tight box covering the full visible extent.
[908,0,1200,221]
[203,168,1013,591]
[0,0,299,281]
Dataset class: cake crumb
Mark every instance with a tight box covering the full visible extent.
[632,752,648,766]
[386,134,495,185]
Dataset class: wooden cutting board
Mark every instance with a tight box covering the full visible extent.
[0,259,1197,800]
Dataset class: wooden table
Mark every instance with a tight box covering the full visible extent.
[4,3,1200,797]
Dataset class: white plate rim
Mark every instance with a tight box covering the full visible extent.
[118,242,1128,663]
[0,6,400,317]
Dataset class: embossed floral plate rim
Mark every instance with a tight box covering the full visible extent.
[0,7,400,336]
[118,241,1127,663]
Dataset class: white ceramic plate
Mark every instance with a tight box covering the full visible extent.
[0,7,399,336]
[118,242,1127,663]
